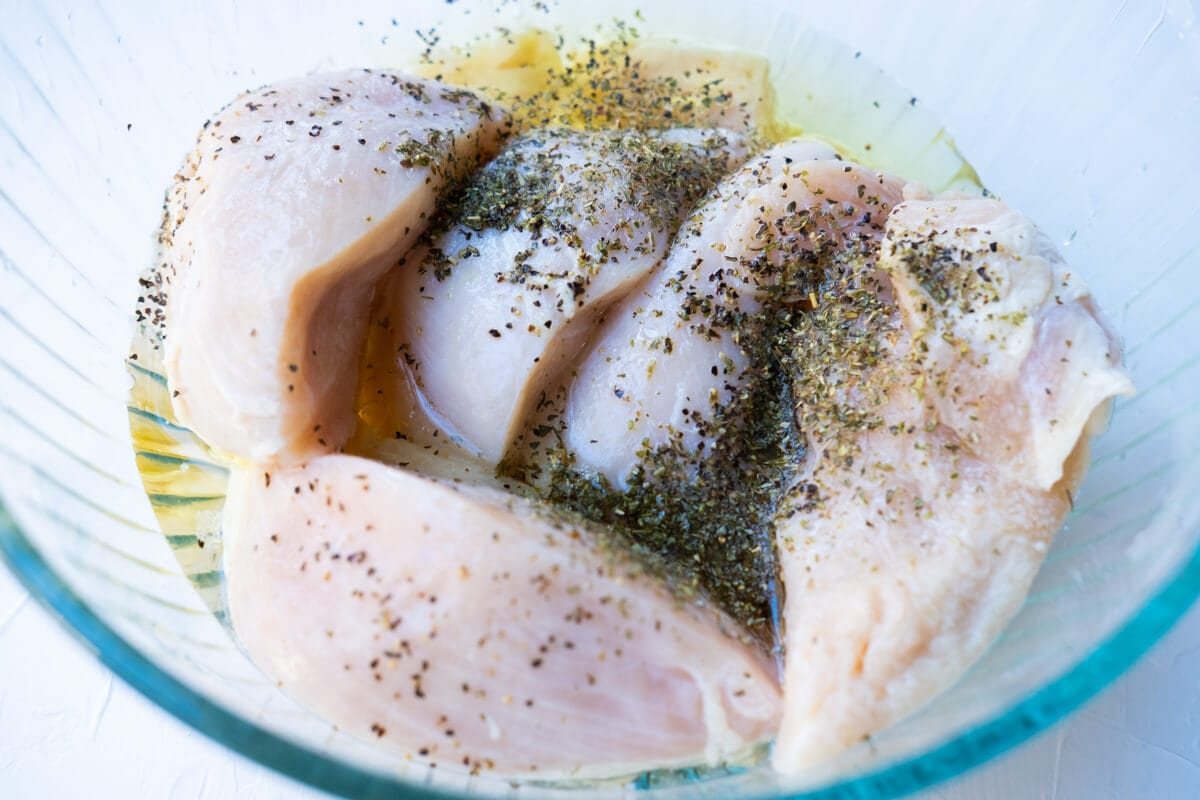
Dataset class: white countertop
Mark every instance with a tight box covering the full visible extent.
[2,563,1198,799]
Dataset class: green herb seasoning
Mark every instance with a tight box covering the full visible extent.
[420,127,741,287]
[506,206,895,640]
[400,25,903,643]
[535,313,804,644]
[428,25,769,143]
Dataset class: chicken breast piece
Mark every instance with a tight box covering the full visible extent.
[387,127,748,463]
[770,191,1134,771]
[162,70,509,463]
[560,139,904,488]
[224,454,781,778]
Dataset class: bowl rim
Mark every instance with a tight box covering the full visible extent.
[2,497,1198,799]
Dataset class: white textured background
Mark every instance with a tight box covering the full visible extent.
[2,564,1198,799]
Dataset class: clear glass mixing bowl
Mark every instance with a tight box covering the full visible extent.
[2,0,1198,797]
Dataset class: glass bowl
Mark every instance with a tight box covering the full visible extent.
[2,0,1198,797]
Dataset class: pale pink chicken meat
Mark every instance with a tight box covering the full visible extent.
[162,70,508,463]
[769,190,1134,771]
[158,59,1134,779]
[545,148,1131,770]
[223,453,781,777]
[386,127,748,463]
[560,139,904,488]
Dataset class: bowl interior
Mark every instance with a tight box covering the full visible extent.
[2,0,1199,798]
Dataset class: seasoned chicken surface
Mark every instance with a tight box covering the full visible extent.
[769,190,1133,771]
[162,70,508,463]
[386,127,748,463]
[224,454,781,777]
[561,139,903,487]
[158,62,1133,780]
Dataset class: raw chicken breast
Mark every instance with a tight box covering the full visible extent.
[162,70,508,463]
[224,454,781,777]
[561,139,904,487]
[387,127,748,463]
[770,191,1134,771]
